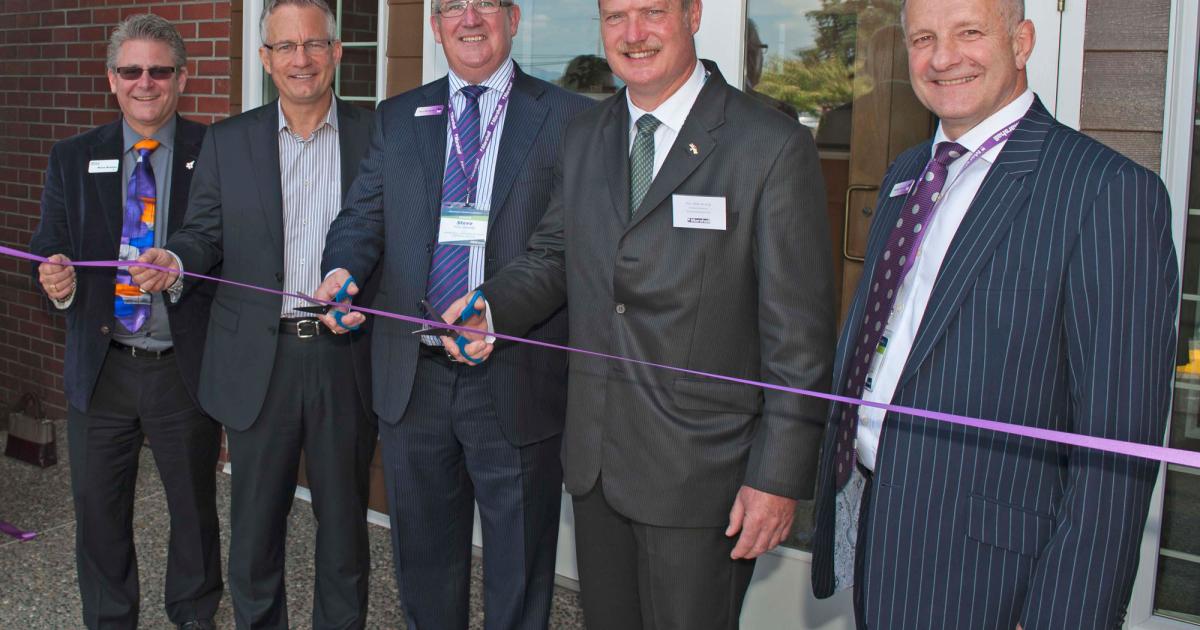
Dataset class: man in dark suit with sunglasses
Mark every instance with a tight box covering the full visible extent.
[29,14,222,630]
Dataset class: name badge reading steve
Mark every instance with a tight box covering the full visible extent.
[672,194,727,231]
[437,203,489,247]
[89,159,119,174]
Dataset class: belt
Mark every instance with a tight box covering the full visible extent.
[279,318,324,338]
[110,340,174,359]
[419,342,457,367]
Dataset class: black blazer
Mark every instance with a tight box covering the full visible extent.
[480,61,837,527]
[29,116,212,412]
[810,99,1178,630]
[322,64,592,446]
[167,98,375,431]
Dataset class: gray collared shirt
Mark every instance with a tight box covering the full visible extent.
[112,117,175,351]
[277,96,342,317]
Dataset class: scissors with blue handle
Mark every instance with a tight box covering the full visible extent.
[295,274,361,331]
[412,289,486,364]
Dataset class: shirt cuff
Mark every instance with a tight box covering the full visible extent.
[482,297,496,344]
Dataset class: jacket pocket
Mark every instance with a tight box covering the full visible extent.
[966,493,1053,558]
[209,299,239,333]
[673,376,761,414]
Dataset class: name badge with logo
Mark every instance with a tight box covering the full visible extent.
[889,179,915,198]
[88,159,119,174]
[672,194,727,231]
[437,203,489,247]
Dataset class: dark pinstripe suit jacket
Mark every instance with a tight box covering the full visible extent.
[480,61,836,527]
[321,65,592,444]
[811,98,1179,630]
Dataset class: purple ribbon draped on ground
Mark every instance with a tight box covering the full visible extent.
[7,244,1199,469]
[0,520,37,541]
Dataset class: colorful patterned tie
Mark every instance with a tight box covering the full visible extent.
[833,140,966,488]
[629,114,661,217]
[114,138,159,333]
[426,84,488,316]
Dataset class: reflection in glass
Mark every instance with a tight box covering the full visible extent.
[1153,38,1200,625]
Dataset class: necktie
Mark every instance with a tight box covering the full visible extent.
[833,140,966,488]
[114,138,160,333]
[426,84,488,316]
[629,114,662,217]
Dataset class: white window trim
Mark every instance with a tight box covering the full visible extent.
[1128,0,1199,625]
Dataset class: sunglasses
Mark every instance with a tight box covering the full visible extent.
[114,66,178,81]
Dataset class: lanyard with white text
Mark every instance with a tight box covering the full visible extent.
[446,74,514,205]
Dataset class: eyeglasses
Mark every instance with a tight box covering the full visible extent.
[262,39,333,56]
[114,66,177,81]
[437,0,512,19]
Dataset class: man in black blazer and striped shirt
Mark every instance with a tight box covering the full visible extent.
[811,1,1179,629]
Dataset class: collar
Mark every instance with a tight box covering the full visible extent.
[277,92,339,135]
[123,116,176,153]
[448,58,515,99]
[626,58,706,135]
[932,89,1034,162]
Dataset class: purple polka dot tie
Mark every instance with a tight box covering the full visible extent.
[833,140,966,488]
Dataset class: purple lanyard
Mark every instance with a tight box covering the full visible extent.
[902,119,1021,278]
[447,74,514,204]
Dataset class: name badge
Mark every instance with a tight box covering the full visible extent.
[437,202,489,246]
[672,194,727,231]
[88,159,119,174]
[889,180,915,198]
[415,105,445,117]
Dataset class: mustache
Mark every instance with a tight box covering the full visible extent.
[615,39,662,55]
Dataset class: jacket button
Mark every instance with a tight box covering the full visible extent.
[615,304,626,314]
[275,272,284,282]
[100,325,111,335]
[426,243,433,253]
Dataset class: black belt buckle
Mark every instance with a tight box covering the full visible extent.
[295,319,321,339]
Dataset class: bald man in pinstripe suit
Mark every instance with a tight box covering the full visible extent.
[811,0,1179,629]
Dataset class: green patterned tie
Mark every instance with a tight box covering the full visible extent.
[629,114,662,217]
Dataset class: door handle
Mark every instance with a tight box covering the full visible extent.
[843,184,879,263]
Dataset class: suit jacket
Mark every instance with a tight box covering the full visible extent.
[29,116,212,412]
[480,60,836,527]
[810,99,1178,630]
[322,64,592,446]
[166,98,375,431]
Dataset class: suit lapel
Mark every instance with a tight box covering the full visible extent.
[89,120,125,255]
[415,79,451,224]
[336,98,370,198]
[896,101,1051,389]
[625,62,725,234]
[488,67,549,233]
[600,96,631,224]
[247,104,285,257]
[168,117,203,235]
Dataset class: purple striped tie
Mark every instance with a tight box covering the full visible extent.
[426,84,487,315]
[833,140,966,488]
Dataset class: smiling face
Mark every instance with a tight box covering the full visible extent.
[259,3,342,110]
[599,0,701,111]
[431,2,520,84]
[904,0,1034,139]
[107,39,187,138]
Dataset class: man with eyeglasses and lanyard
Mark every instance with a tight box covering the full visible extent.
[133,1,377,628]
[313,0,590,628]
[29,14,222,630]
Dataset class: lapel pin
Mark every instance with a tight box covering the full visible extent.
[186,160,195,170]
[688,143,699,156]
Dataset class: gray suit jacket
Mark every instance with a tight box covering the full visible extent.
[481,60,836,527]
[167,98,376,431]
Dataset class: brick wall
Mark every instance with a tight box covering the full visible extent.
[0,0,234,418]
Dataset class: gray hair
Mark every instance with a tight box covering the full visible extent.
[260,0,338,44]
[900,0,1024,34]
[106,14,188,71]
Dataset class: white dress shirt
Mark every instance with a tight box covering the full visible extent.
[626,59,706,177]
[856,90,1035,471]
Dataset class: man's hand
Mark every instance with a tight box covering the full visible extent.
[38,254,76,301]
[129,248,180,292]
[314,269,362,333]
[726,485,797,560]
[441,292,493,364]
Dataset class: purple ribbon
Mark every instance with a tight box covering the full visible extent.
[0,520,37,541]
[9,244,1200,469]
